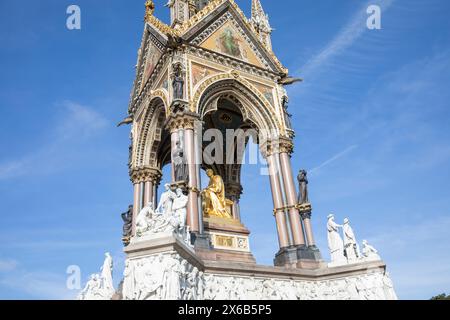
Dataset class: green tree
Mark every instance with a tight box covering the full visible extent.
[431,293,450,300]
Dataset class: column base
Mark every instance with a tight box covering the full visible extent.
[274,245,324,270]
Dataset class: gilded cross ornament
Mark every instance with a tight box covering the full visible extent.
[145,0,155,18]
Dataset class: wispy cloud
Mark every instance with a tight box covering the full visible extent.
[299,0,395,78]
[0,101,108,181]
[56,101,108,140]
[309,144,358,176]
[0,161,27,180]
[0,259,19,273]
[0,270,76,300]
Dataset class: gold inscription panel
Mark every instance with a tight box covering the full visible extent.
[210,232,250,252]
[215,235,234,248]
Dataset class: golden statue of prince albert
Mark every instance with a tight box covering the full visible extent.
[202,169,233,219]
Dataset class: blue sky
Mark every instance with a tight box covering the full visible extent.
[1,0,449,300]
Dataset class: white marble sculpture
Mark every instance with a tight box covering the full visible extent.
[172,188,188,230]
[77,252,116,300]
[156,184,176,215]
[122,260,135,300]
[122,252,198,300]
[135,202,155,235]
[327,214,346,265]
[77,274,101,300]
[132,188,191,247]
[119,250,398,300]
[327,215,384,267]
[362,240,381,261]
[343,218,360,262]
[101,252,114,294]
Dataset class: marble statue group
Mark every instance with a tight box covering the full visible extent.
[327,214,381,266]
[77,252,115,300]
[132,185,191,246]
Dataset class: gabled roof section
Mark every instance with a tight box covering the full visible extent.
[178,0,287,74]
[128,23,168,114]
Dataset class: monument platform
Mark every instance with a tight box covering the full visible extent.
[119,233,397,300]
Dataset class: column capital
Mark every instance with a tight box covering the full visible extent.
[260,136,294,157]
[129,166,162,184]
[165,109,200,133]
[297,202,312,213]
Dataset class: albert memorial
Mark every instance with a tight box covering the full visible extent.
[77,0,398,301]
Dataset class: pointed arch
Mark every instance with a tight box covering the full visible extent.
[192,72,282,136]
[133,97,168,169]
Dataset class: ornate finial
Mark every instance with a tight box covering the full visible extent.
[145,0,155,19]
[251,0,272,33]
[251,0,273,50]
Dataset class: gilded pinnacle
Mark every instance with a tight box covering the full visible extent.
[145,0,155,17]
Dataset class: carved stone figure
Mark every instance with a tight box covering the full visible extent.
[172,140,188,182]
[77,274,100,300]
[172,64,184,100]
[100,252,115,295]
[156,184,176,215]
[281,90,293,130]
[197,271,205,300]
[163,254,183,300]
[77,253,115,300]
[135,202,155,236]
[122,260,135,300]
[343,218,360,261]
[184,267,199,300]
[128,130,133,169]
[362,240,381,261]
[132,187,190,243]
[202,169,232,219]
[297,170,309,204]
[121,205,133,245]
[327,214,346,264]
[172,188,188,230]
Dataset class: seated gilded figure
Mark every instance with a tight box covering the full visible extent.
[202,169,233,219]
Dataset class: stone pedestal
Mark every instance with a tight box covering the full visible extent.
[197,216,256,265]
